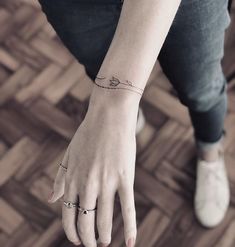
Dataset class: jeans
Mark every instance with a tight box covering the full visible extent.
[38,0,231,150]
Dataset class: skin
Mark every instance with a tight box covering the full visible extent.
[47,0,186,246]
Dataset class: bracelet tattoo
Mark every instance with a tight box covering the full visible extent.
[94,75,144,96]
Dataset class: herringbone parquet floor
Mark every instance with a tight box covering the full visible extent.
[0,1,235,246]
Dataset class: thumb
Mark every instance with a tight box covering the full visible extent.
[48,168,66,203]
[48,145,70,203]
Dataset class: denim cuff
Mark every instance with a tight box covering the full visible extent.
[195,129,226,151]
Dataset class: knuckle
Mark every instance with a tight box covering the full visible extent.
[86,183,98,194]
[79,182,98,197]
[102,176,117,191]
[87,175,99,189]
[100,187,114,198]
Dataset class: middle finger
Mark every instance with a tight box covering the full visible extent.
[77,187,98,247]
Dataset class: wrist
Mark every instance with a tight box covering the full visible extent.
[87,85,140,124]
[90,82,140,108]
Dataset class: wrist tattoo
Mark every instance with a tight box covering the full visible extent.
[94,75,144,96]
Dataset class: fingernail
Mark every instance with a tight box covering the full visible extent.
[127,237,135,247]
[47,191,54,202]
[74,241,81,246]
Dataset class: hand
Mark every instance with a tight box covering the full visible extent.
[48,88,140,247]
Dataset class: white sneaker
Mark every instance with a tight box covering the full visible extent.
[194,148,230,228]
[136,107,145,135]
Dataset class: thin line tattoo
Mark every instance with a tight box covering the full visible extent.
[95,75,144,96]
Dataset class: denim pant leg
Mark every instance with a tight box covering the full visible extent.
[158,0,231,150]
[188,77,228,151]
[37,0,123,82]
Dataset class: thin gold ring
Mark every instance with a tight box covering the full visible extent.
[59,163,67,171]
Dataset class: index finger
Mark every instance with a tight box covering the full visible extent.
[62,178,81,246]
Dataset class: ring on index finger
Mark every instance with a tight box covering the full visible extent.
[63,201,78,208]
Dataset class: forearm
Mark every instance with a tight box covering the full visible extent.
[89,0,181,108]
